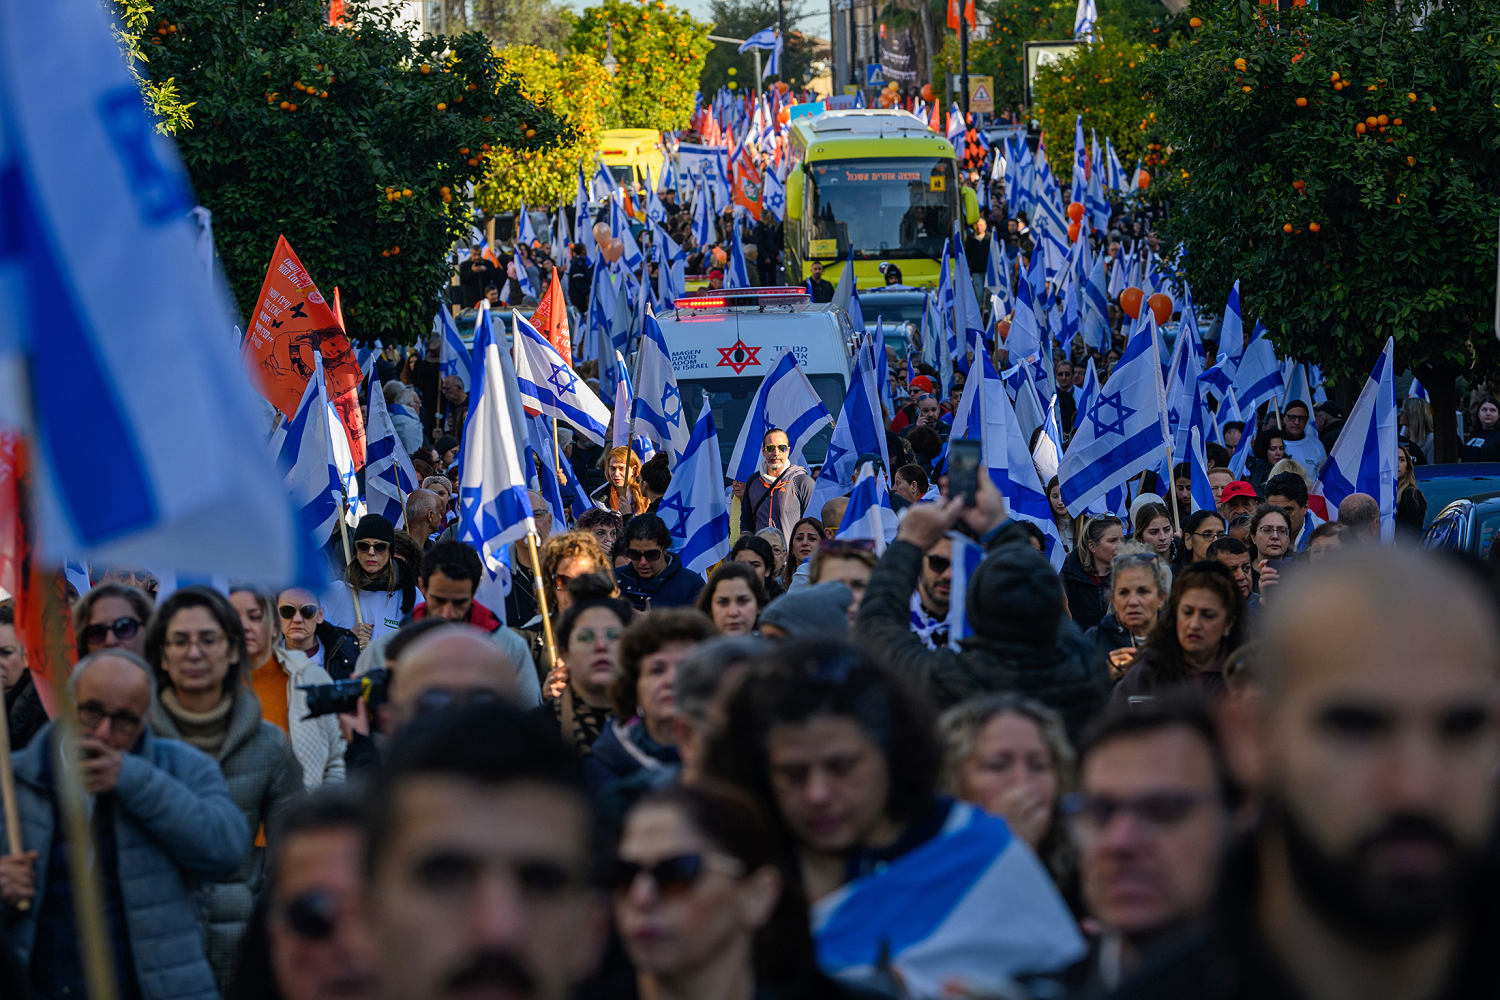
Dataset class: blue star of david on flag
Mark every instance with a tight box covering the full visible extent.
[657,493,693,539]
[547,362,578,397]
[1089,390,1135,439]
[661,383,683,428]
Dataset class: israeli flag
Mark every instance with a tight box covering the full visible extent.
[943,532,988,649]
[1073,356,1099,433]
[1081,246,1111,354]
[737,25,780,52]
[830,248,865,333]
[657,398,731,575]
[1410,376,1429,402]
[591,158,617,201]
[633,310,692,463]
[1283,361,1314,412]
[610,196,645,271]
[514,311,613,445]
[279,353,361,545]
[1059,313,1170,517]
[517,205,538,246]
[1006,268,1043,363]
[762,167,787,221]
[1234,321,1284,414]
[654,224,687,303]
[815,333,890,503]
[691,177,713,248]
[366,378,419,529]
[725,350,834,484]
[726,221,753,289]
[459,307,536,618]
[1218,280,1246,365]
[1164,323,1204,457]
[814,800,1084,998]
[436,307,473,391]
[644,169,667,227]
[1227,399,1256,478]
[985,230,1010,298]
[523,414,569,537]
[835,461,896,553]
[1317,338,1398,541]
[1189,426,1216,515]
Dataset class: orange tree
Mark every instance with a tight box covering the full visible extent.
[568,0,712,132]
[1148,0,1500,455]
[478,46,614,212]
[1031,29,1165,179]
[111,0,193,133]
[131,0,572,343]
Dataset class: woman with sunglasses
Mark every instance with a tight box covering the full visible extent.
[146,586,304,991]
[549,589,633,757]
[320,514,420,648]
[1110,561,1247,710]
[72,580,154,660]
[229,585,345,789]
[702,641,1083,993]
[614,783,844,1000]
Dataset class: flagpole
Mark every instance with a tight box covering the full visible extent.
[0,704,29,912]
[1164,443,1182,534]
[526,531,559,671]
[551,417,563,486]
[336,494,365,628]
[1271,395,1283,431]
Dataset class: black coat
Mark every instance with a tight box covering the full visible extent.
[1060,550,1109,634]
[5,671,47,751]
[312,622,361,681]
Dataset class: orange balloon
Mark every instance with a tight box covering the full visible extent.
[1067,201,1085,223]
[777,107,790,123]
[776,81,790,94]
[995,319,1012,341]
[879,92,896,107]
[1147,292,1173,325]
[1137,170,1151,190]
[920,83,936,103]
[1120,286,1145,319]
[1067,220,1082,243]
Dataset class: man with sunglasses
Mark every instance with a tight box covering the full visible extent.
[1052,698,1234,998]
[0,650,249,1000]
[277,587,361,681]
[735,429,814,548]
[614,514,706,611]
[910,536,953,650]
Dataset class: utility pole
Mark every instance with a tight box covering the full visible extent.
[959,9,969,114]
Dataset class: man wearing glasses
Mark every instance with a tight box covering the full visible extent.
[1054,698,1234,996]
[0,650,249,1000]
[276,587,361,681]
[736,429,814,548]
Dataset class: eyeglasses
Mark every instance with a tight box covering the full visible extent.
[626,548,664,562]
[279,604,320,621]
[572,627,623,645]
[925,554,951,574]
[610,853,744,897]
[76,701,143,734]
[762,443,789,453]
[355,540,389,555]
[1061,791,1217,840]
[278,890,341,941]
[1256,525,1290,537]
[82,617,142,647]
[163,632,227,653]
[1192,529,1226,541]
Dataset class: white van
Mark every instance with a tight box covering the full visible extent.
[650,287,856,469]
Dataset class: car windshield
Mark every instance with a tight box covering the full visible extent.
[608,164,634,186]
[806,158,954,261]
[679,374,847,469]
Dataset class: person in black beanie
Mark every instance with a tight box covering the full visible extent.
[322,514,420,645]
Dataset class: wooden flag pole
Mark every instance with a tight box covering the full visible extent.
[526,530,559,671]
[336,496,365,627]
[1165,443,1182,534]
[0,704,29,912]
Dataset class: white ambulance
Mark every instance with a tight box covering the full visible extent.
[651,287,857,469]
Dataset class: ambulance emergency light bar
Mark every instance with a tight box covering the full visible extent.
[673,287,811,310]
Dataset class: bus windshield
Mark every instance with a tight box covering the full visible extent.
[806,158,954,261]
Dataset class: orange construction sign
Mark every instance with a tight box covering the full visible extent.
[242,236,367,467]
[530,270,573,365]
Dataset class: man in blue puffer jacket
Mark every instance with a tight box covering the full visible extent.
[0,650,249,1000]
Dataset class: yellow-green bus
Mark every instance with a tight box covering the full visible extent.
[784,109,978,290]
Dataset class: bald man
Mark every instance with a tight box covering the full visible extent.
[1336,492,1382,543]
[385,625,519,732]
[404,488,445,547]
[1118,549,1500,1000]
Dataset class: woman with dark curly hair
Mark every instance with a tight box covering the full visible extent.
[1109,561,1247,709]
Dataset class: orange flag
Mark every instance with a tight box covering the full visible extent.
[732,147,764,222]
[0,431,72,718]
[242,236,367,467]
[530,270,573,365]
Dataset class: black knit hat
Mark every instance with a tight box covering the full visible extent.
[354,513,395,546]
[966,542,1062,647]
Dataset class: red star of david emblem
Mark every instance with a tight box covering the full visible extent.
[716,339,761,374]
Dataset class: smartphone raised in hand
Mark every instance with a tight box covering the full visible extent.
[948,438,982,507]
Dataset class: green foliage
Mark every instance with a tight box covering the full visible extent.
[425,0,576,53]
[699,0,816,94]
[477,47,614,212]
[1031,30,1166,177]
[132,0,572,344]
[110,0,194,134]
[1147,0,1500,402]
[568,0,712,131]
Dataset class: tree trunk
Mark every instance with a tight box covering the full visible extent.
[1421,365,1463,464]
[918,2,935,89]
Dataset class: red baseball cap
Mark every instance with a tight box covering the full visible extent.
[908,375,936,394]
[1219,481,1259,503]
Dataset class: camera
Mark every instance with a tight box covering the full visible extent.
[300,668,390,720]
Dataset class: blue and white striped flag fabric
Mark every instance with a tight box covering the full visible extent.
[612,349,656,461]
[815,334,890,503]
[737,24,779,51]
[632,310,692,463]
[1218,279,1246,364]
[1164,323,1204,458]
[517,204,538,246]
[725,350,834,484]
[278,354,358,547]
[1227,400,1256,479]
[1189,425,1216,515]
[524,414,569,537]
[514,311,613,445]
[1282,361,1313,412]
[762,166,787,221]
[1081,247,1111,355]
[1316,337,1397,541]
[813,800,1085,997]
[653,224,687,303]
[691,178,714,251]
[0,0,319,582]
[726,221,752,289]
[1073,356,1099,433]
[830,247,865,333]
[834,461,896,554]
[1410,376,1429,402]
[1059,312,1170,516]
[1233,321,1284,414]
[459,308,536,618]
[356,340,382,379]
[436,306,473,391]
[657,397,731,575]
[1074,0,1099,41]
[1005,267,1043,363]
[366,378,418,530]
[944,532,988,648]
[1070,116,1087,207]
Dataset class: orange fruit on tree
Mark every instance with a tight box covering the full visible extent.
[1234,57,1247,70]
[402,188,412,197]
[1407,91,1417,101]
[1365,116,1377,127]
[1406,155,1416,166]
[1330,71,1340,81]
[420,64,431,74]
[1283,223,1293,233]
[1355,122,1366,134]
[1377,114,1389,125]
[1308,222,1321,233]
[1392,117,1402,126]
[436,102,447,110]
[1295,96,1307,107]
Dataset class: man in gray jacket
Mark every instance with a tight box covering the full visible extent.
[0,650,250,1000]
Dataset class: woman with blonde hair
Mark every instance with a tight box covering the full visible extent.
[593,445,650,515]
[1396,443,1427,532]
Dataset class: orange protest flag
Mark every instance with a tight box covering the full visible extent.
[242,236,367,467]
[964,0,976,30]
[946,0,960,32]
[529,270,573,365]
[732,147,764,222]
